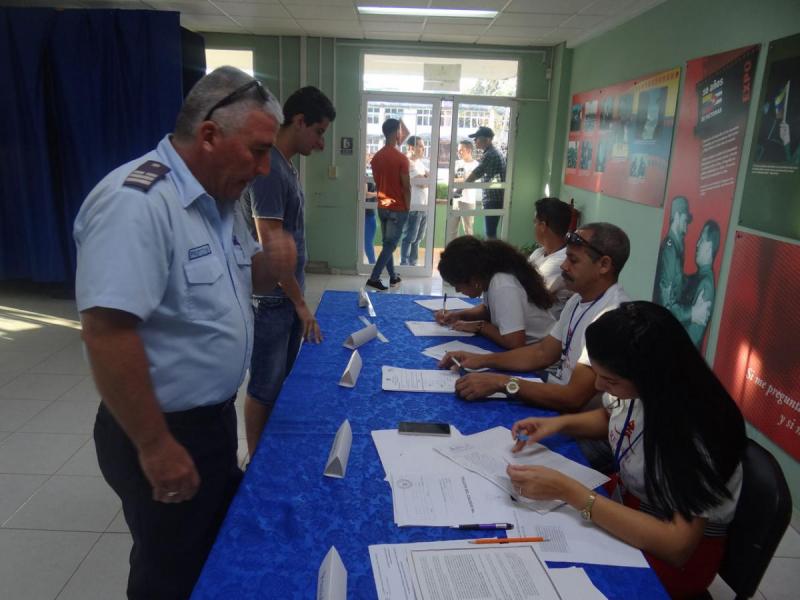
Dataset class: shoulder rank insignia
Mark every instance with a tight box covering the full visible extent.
[123,161,171,192]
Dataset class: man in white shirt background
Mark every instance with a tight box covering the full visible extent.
[447,140,481,241]
[529,197,575,317]
[400,135,429,266]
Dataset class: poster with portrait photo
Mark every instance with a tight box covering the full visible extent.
[564,68,679,205]
[652,44,760,352]
[570,103,583,132]
[739,32,800,241]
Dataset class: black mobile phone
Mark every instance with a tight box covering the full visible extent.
[398,421,452,436]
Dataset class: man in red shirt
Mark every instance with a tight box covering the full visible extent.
[366,118,411,290]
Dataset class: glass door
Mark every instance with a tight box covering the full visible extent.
[358,95,440,277]
[442,98,515,246]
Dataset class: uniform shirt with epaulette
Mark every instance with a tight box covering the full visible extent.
[74,135,261,412]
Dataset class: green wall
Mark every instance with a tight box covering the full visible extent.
[201,34,555,270]
[552,0,800,521]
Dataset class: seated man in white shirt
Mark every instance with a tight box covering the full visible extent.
[440,221,631,413]
[529,197,575,318]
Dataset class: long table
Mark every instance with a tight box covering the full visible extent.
[191,291,668,599]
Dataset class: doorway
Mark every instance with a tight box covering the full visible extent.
[357,94,516,277]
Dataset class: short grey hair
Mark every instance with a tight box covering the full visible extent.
[174,66,284,140]
[580,222,630,277]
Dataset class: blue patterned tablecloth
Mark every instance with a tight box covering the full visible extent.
[192,291,668,599]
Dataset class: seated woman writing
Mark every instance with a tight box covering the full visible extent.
[435,236,555,349]
[507,301,745,599]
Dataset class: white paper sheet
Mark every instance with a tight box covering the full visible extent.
[405,321,475,337]
[369,541,560,600]
[382,366,540,399]
[435,427,609,514]
[420,340,492,361]
[358,315,388,342]
[512,505,649,568]
[414,297,475,311]
[338,351,363,388]
[389,471,517,526]
[549,567,608,600]
[371,428,464,477]
[382,366,460,393]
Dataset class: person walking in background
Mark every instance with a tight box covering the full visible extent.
[366,118,410,291]
[465,126,506,239]
[400,135,429,266]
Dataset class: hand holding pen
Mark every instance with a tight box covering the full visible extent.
[510,416,563,452]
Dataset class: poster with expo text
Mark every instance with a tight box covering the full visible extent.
[651,45,760,351]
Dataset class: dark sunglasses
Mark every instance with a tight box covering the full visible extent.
[565,230,605,258]
[203,79,269,122]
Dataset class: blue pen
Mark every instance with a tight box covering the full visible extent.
[451,356,467,377]
[451,523,514,530]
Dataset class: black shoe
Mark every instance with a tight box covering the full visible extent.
[390,275,402,287]
[366,278,388,291]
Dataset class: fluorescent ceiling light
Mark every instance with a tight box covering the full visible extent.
[357,6,497,19]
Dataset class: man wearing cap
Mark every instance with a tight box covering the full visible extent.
[653,195,692,308]
[465,126,506,239]
[74,67,295,598]
[367,118,411,290]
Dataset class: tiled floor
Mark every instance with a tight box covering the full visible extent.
[0,273,797,599]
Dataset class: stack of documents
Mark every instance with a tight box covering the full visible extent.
[370,540,610,600]
[434,426,610,514]
[371,429,518,527]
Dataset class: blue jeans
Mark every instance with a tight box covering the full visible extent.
[370,209,409,280]
[400,210,427,266]
[248,296,303,414]
[364,209,377,264]
[483,197,503,239]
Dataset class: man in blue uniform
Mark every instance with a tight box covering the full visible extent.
[240,86,336,458]
[73,66,296,600]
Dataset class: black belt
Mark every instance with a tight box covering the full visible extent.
[162,395,236,426]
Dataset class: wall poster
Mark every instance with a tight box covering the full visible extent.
[652,44,760,350]
[739,32,800,240]
[564,67,680,207]
[714,232,800,460]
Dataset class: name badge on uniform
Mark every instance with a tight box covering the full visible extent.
[188,244,212,260]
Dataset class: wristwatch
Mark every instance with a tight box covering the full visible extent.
[580,492,597,521]
[505,376,520,396]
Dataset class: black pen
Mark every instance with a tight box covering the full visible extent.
[451,523,514,531]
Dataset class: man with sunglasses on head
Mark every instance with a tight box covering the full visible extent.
[440,222,630,416]
[239,86,335,459]
[74,66,295,599]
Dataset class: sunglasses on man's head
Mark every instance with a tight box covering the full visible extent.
[203,79,269,122]
[565,230,605,258]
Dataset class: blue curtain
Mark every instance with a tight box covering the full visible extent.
[0,8,183,282]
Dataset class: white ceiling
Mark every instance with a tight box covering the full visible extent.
[7,0,665,47]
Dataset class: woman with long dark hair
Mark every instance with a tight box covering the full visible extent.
[507,301,746,598]
[435,236,555,349]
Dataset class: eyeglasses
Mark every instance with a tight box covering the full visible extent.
[565,230,606,258]
[203,79,269,122]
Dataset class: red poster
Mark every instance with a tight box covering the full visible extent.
[714,232,800,460]
[652,45,760,350]
[564,68,680,206]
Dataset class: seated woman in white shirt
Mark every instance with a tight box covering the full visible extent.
[507,302,746,599]
[435,236,556,349]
